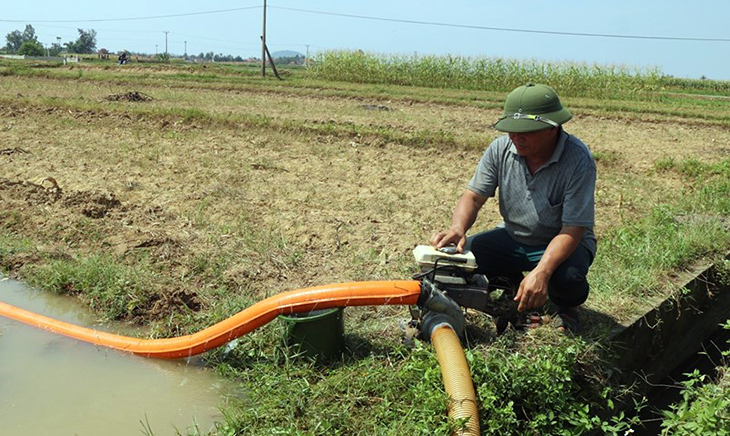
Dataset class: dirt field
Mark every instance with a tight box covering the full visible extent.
[2,65,730,332]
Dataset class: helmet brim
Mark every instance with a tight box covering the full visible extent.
[494,107,573,133]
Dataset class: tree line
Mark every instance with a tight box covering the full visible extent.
[2,25,97,56]
[2,24,304,65]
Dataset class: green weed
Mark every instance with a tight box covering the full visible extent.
[592,158,730,310]
[26,254,155,320]
[0,233,33,272]
[469,329,641,435]
[654,157,678,172]
[659,321,730,435]
[211,326,638,435]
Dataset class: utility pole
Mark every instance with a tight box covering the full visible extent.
[305,44,310,67]
[261,0,267,77]
[163,31,169,55]
[184,40,187,57]
[155,44,158,55]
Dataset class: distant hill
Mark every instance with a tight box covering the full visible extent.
[271,50,304,59]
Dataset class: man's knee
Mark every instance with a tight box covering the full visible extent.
[548,264,589,307]
[468,228,529,276]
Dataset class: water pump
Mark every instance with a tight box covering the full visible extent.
[412,245,522,336]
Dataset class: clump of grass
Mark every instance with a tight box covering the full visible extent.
[26,254,156,320]
[659,320,730,435]
[654,157,729,180]
[592,150,621,166]
[0,233,33,272]
[212,327,638,435]
[654,157,678,172]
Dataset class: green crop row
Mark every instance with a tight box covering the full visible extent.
[307,51,730,99]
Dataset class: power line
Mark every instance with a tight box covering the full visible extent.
[4,4,728,42]
[270,5,730,42]
[5,3,728,58]
[0,5,261,23]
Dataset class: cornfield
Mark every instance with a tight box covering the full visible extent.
[307,50,728,98]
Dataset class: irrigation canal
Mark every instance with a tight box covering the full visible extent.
[0,276,232,436]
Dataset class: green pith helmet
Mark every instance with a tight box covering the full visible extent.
[493,83,572,133]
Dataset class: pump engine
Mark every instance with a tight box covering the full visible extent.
[412,245,522,335]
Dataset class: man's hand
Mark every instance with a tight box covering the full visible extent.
[430,227,467,253]
[513,226,586,312]
[430,190,489,254]
[513,269,549,312]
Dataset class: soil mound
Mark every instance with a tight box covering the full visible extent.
[0,177,121,218]
[63,191,122,218]
[105,91,153,102]
[149,289,202,319]
[0,177,62,204]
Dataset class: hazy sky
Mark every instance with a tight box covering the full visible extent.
[3,1,730,80]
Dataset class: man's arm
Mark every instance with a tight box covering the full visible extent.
[513,225,586,312]
[430,189,489,253]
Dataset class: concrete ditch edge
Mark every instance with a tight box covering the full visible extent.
[609,252,730,392]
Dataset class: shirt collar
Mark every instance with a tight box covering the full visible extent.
[546,129,568,165]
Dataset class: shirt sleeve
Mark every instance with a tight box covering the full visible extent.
[467,137,504,198]
[561,157,596,228]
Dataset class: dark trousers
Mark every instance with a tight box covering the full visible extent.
[467,228,593,308]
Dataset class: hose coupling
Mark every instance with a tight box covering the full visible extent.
[419,279,465,339]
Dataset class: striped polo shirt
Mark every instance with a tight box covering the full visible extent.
[467,129,597,255]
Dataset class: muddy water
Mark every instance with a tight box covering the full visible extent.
[0,277,234,436]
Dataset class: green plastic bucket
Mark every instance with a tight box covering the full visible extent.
[280,307,345,359]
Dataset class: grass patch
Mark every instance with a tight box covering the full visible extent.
[592,150,621,166]
[212,328,639,435]
[0,233,33,273]
[26,254,156,320]
[591,158,730,321]
[215,343,454,435]
[659,320,730,435]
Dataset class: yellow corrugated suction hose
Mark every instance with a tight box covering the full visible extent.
[431,323,480,436]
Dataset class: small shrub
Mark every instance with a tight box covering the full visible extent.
[469,329,639,435]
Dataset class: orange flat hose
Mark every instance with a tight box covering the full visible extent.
[0,280,421,359]
[431,324,480,436]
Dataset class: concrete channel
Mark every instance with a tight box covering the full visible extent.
[609,253,730,429]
